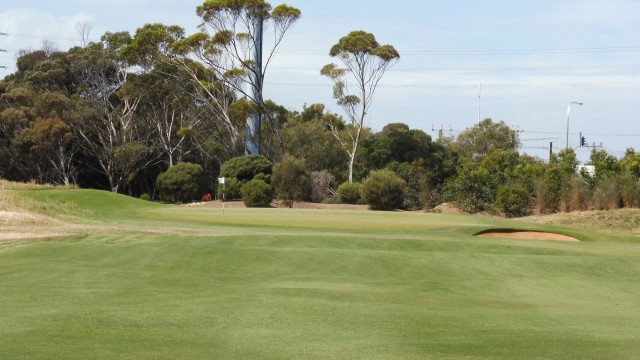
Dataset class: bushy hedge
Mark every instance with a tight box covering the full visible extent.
[360,170,405,210]
[156,162,203,203]
[337,181,362,204]
[240,179,273,208]
[272,154,309,208]
[218,155,272,200]
[496,182,533,218]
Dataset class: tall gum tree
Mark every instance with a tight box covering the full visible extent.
[69,32,154,193]
[321,30,399,183]
[173,0,301,156]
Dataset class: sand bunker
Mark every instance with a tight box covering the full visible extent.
[476,229,579,242]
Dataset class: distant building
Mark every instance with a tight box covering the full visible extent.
[577,165,595,177]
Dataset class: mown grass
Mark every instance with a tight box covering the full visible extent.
[1,188,640,359]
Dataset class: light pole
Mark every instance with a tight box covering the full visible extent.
[566,101,583,149]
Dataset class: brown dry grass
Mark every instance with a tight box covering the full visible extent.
[520,208,640,236]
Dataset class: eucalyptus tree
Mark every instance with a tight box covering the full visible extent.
[453,118,520,162]
[68,32,154,193]
[12,118,76,185]
[321,31,399,183]
[135,62,206,167]
[173,0,301,155]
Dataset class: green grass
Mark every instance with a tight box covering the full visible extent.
[2,188,640,359]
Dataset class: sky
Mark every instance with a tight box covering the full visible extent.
[1,0,640,162]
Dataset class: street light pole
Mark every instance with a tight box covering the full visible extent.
[566,101,583,149]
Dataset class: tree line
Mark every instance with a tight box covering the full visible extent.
[1,0,639,215]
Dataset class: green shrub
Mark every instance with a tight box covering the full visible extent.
[220,154,272,182]
[139,193,151,201]
[218,155,273,200]
[321,197,339,204]
[272,154,310,208]
[386,161,428,210]
[156,162,204,203]
[496,182,532,218]
[443,168,496,213]
[241,179,273,208]
[337,182,362,204]
[217,177,240,201]
[360,169,405,211]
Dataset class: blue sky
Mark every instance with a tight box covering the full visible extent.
[1,0,639,162]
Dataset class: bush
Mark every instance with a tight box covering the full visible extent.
[593,176,621,210]
[217,177,240,201]
[443,168,496,213]
[139,193,151,201]
[337,181,362,204]
[386,161,428,210]
[220,154,272,182]
[360,169,405,211]
[496,182,533,218]
[218,155,273,200]
[272,154,310,208]
[241,179,273,208]
[156,162,204,203]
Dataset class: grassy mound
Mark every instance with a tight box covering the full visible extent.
[1,185,640,359]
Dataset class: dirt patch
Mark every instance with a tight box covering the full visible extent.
[476,229,579,242]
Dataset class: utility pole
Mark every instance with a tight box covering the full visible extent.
[549,142,553,161]
[245,17,263,155]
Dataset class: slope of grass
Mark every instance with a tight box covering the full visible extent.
[1,188,640,359]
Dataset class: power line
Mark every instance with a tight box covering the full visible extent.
[267,81,640,89]
[272,63,640,73]
[279,44,640,56]
[2,32,81,42]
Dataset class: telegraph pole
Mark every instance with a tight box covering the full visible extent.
[245,17,263,155]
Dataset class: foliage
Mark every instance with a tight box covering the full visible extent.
[453,118,520,162]
[310,170,337,203]
[12,117,75,185]
[592,176,621,210]
[360,169,405,211]
[362,123,433,168]
[591,148,620,183]
[178,0,301,154]
[156,162,204,203]
[282,118,348,179]
[219,154,272,182]
[218,176,240,200]
[444,167,496,213]
[386,161,429,210]
[218,154,272,200]
[321,30,399,183]
[337,181,362,204]
[272,154,310,208]
[240,179,273,207]
[444,149,532,214]
[496,182,533,218]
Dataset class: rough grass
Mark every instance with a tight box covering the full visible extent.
[1,186,640,359]
[522,208,640,236]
